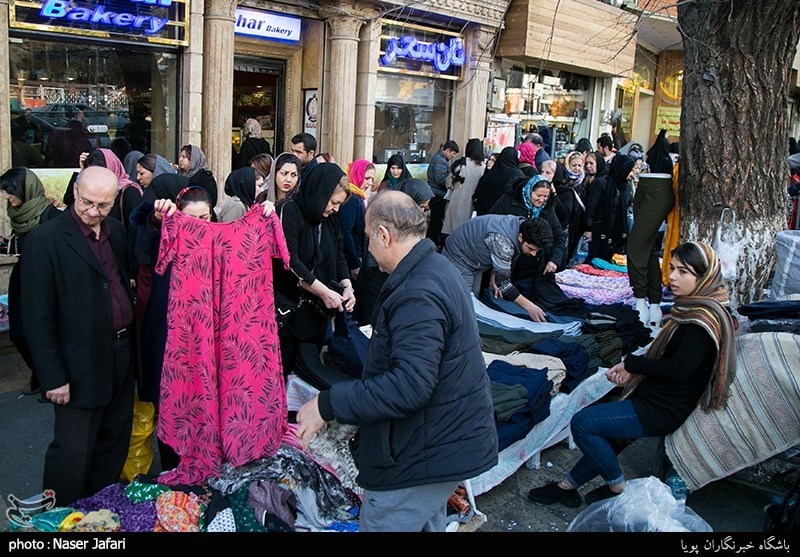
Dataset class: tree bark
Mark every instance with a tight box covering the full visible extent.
[678,0,800,309]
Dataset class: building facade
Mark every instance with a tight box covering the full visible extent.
[12,0,798,229]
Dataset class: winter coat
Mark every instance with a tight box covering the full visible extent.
[319,239,499,491]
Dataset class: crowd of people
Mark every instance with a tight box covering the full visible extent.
[0,123,744,532]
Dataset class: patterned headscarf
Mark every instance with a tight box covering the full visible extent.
[178,144,209,179]
[243,118,262,139]
[521,174,549,218]
[622,242,738,411]
[565,151,585,187]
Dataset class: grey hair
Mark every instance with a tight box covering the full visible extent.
[366,190,427,240]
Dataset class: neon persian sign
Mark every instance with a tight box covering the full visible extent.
[380,36,465,73]
[38,0,172,35]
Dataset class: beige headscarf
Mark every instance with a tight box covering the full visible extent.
[621,242,738,412]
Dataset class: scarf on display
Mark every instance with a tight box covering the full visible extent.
[522,174,549,218]
[100,148,143,195]
[7,169,53,235]
[621,242,738,411]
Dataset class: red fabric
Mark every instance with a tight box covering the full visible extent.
[155,205,291,485]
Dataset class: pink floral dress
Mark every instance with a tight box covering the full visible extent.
[155,205,290,485]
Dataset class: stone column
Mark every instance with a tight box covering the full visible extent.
[0,0,12,237]
[322,12,364,166]
[453,26,495,149]
[180,0,206,149]
[203,0,236,203]
[354,17,380,161]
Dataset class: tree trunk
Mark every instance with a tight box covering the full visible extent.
[677,0,800,310]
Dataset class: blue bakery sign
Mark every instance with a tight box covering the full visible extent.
[378,20,464,80]
[9,0,189,46]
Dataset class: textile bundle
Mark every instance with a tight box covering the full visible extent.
[665,333,800,491]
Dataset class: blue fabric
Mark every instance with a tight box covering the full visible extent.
[566,399,647,488]
[486,360,553,451]
[526,338,590,394]
[337,195,366,271]
[328,311,369,378]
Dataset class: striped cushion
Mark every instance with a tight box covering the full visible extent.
[665,332,800,491]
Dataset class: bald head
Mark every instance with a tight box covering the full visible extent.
[366,190,427,240]
[73,166,118,230]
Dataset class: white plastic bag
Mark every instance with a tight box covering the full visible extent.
[712,208,744,282]
[566,476,713,532]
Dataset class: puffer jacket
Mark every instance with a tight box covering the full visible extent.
[319,239,498,490]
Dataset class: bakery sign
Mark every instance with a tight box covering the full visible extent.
[9,0,189,46]
[378,20,464,80]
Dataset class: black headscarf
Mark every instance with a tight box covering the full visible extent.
[464,138,485,161]
[645,129,674,175]
[607,154,636,190]
[142,173,190,204]
[473,146,525,215]
[396,178,434,206]
[381,154,412,189]
[295,162,346,225]
[224,166,257,208]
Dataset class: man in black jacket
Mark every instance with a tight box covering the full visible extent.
[22,166,137,506]
[296,190,498,532]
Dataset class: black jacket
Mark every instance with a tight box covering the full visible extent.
[236,137,271,169]
[22,209,138,408]
[319,239,498,490]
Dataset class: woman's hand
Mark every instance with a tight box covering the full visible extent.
[261,199,275,216]
[605,362,632,385]
[153,199,177,222]
[340,284,356,312]
[543,261,558,275]
[583,231,592,240]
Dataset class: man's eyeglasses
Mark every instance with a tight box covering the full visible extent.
[76,195,113,212]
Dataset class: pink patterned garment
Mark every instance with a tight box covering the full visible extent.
[155,205,291,485]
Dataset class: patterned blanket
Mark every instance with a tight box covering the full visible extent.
[665,332,800,492]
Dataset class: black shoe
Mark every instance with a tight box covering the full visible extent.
[527,482,582,508]
[584,484,621,505]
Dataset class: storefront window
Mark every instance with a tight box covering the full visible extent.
[500,61,594,160]
[373,74,451,164]
[8,37,180,168]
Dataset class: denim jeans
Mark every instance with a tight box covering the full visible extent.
[565,399,647,488]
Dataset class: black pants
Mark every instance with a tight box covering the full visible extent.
[8,261,37,388]
[43,336,135,506]
[426,193,448,248]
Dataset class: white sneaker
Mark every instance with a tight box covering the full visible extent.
[635,298,649,325]
[648,303,663,329]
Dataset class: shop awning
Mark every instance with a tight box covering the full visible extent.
[497,0,636,78]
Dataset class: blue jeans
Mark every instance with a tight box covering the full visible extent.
[565,399,647,489]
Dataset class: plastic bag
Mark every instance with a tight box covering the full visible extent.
[566,476,713,532]
[569,236,590,267]
[120,394,155,482]
[712,207,745,282]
